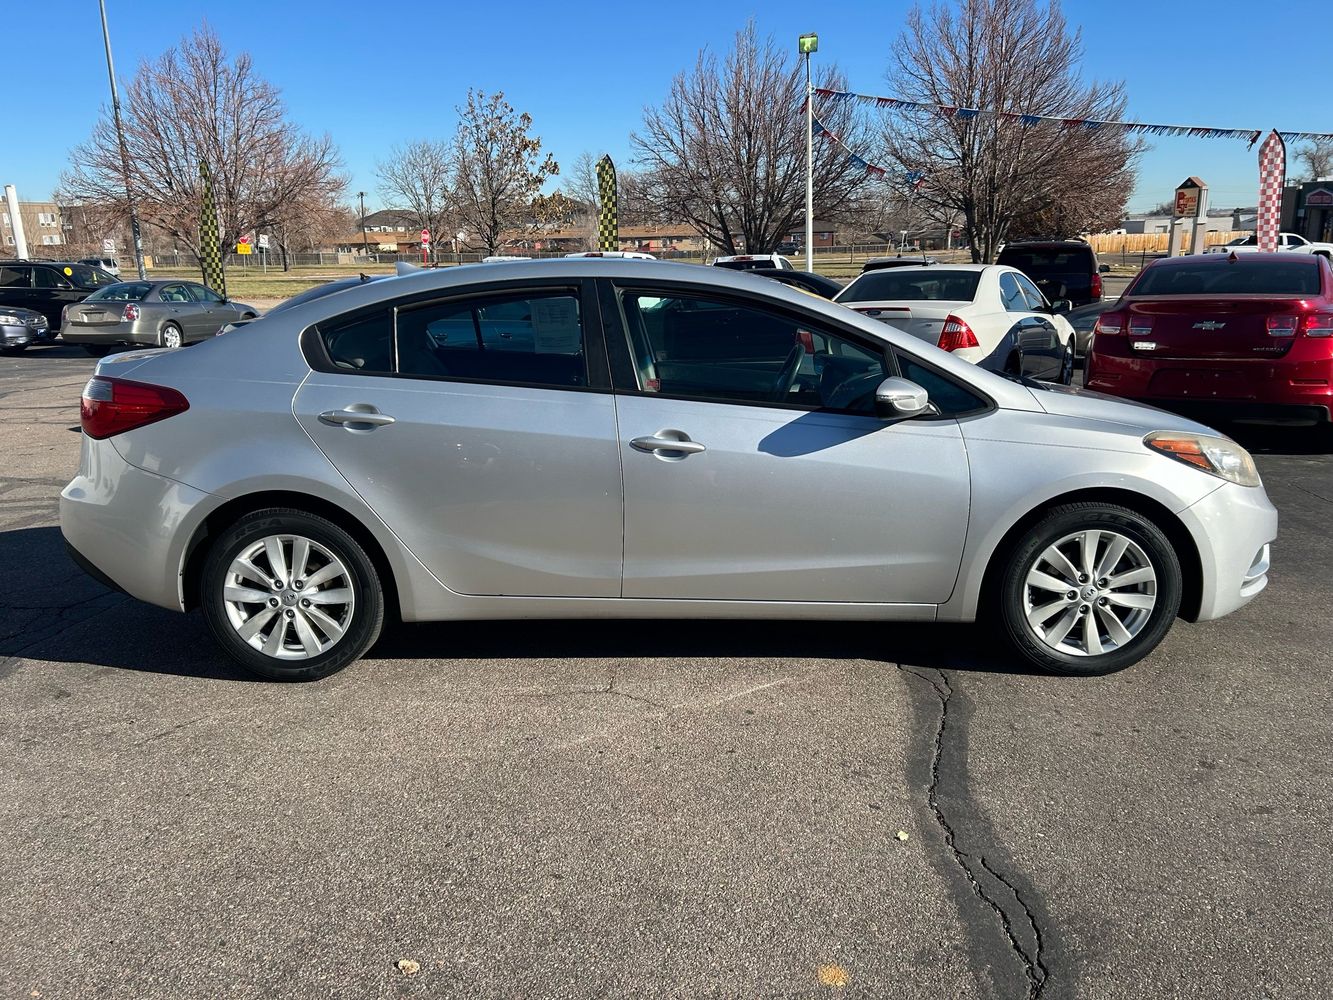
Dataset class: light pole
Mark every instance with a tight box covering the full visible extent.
[799,33,818,272]
[358,191,369,260]
[98,0,146,280]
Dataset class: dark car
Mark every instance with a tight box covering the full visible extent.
[1085,253,1333,427]
[861,256,939,273]
[775,240,801,255]
[996,240,1107,308]
[747,268,843,298]
[0,260,118,332]
[1066,299,1118,356]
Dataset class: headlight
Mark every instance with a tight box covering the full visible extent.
[0,313,22,326]
[1144,431,1261,487]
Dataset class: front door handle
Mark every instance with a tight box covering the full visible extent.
[318,405,396,429]
[630,431,706,455]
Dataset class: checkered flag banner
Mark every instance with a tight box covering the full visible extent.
[198,160,227,299]
[595,155,618,252]
[1256,131,1286,254]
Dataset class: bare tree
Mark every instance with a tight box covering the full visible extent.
[377,140,455,262]
[883,0,1140,261]
[61,24,345,267]
[633,23,871,255]
[1296,139,1333,182]
[452,90,559,255]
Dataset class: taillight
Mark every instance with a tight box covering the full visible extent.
[1266,315,1298,337]
[80,376,189,439]
[1128,316,1153,337]
[1091,272,1102,299]
[122,303,140,321]
[1302,313,1333,338]
[1092,312,1123,336]
[937,315,979,351]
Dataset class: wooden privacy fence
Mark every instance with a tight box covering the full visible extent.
[1088,231,1250,254]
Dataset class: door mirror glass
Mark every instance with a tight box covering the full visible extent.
[874,376,934,421]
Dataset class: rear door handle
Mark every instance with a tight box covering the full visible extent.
[630,432,706,455]
[318,406,396,429]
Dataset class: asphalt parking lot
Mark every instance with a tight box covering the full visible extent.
[2,344,1330,999]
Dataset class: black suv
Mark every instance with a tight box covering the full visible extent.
[0,260,119,333]
[995,240,1108,308]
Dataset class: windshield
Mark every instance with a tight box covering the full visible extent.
[839,269,981,303]
[67,265,118,289]
[85,282,152,302]
[997,248,1093,273]
[1131,260,1321,296]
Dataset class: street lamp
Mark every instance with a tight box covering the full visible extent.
[798,33,818,272]
[98,0,146,280]
[358,191,369,260]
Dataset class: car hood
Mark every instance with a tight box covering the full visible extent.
[1024,381,1221,437]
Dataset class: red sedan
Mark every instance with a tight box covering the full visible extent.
[1086,254,1333,426]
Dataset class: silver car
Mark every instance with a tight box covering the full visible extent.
[60,279,257,355]
[60,261,1277,681]
[0,305,51,353]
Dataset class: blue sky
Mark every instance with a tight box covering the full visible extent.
[9,0,1325,215]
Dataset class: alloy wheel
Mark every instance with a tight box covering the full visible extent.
[221,533,355,660]
[162,324,183,349]
[1022,528,1157,657]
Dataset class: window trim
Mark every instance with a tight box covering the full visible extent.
[300,278,613,393]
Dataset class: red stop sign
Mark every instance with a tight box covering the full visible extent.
[421,228,431,244]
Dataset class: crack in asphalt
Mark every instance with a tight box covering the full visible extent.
[1289,481,1333,506]
[899,664,1050,999]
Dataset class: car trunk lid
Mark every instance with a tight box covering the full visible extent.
[1125,297,1307,359]
[65,302,125,327]
[845,300,968,344]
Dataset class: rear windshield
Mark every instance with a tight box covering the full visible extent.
[86,282,151,302]
[840,269,981,303]
[997,247,1093,272]
[1131,260,1322,296]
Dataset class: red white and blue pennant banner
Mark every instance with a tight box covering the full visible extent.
[813,88,1333,149]
[812,114,924,186]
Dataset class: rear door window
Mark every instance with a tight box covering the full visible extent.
[998,272,1027,311]
[397,292,587,389]
[34,267,72,289]
[0,266,30,288]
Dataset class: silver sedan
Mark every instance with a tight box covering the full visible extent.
[60,279,257,356]
[0,305,51,353]
[60,261,1277,681]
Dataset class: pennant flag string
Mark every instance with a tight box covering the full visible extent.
[811,112,893,180]
[813,88,1333,148]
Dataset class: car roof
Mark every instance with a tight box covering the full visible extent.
[856,263,996,273]
[1146,252,1322,270]
[1000,240,1090,248]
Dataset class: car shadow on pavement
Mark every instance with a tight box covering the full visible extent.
[1,526,1040,679]
[1221,422,1333,457]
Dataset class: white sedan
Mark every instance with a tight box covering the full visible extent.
[834,263,1076,383]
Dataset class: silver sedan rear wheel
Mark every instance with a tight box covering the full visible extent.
[1023,529,1156,657]
[201,508,384,680]
[222,534,355,660]
[160,323,183,349]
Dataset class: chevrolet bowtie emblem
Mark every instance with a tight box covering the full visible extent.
[1193,321,1227,330]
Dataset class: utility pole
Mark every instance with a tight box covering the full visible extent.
[358,191,370,260]
[799,33,818,273]
[98,0,146,280]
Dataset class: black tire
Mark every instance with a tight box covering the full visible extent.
[83,345,112,357]
[997,502,1182,676]
[1057,342,1074,384]
[201,508,384,681]
[0,344,25,355]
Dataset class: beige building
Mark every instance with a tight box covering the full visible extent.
[1,201,67,255]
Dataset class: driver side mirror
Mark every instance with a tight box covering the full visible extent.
[1049,298,1072,315]
[1098,263,1111,273]
[874,377,936,421]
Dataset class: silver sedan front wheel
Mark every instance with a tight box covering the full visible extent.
[1023,529,1156,657]
[222,534,355,660]
[998,503,1182,675]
